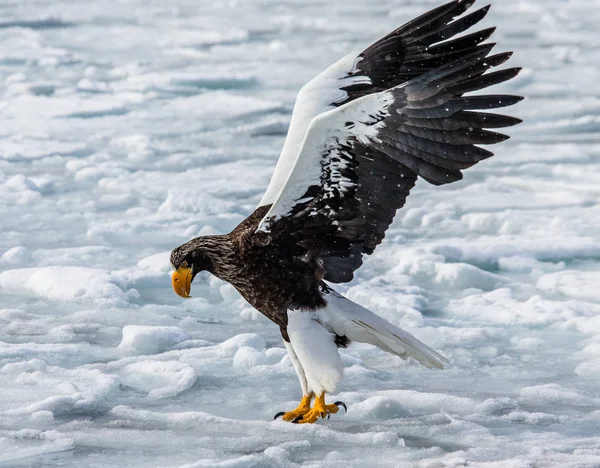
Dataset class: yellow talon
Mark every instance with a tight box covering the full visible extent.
[295,392,345,424]
[323,403,342,414]
[274,392,347,424]
[274,392,314,421]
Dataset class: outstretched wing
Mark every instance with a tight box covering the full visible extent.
[256,1,523,283]
[259,0,494,207]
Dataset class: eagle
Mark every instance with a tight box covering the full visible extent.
[170,0,522,424]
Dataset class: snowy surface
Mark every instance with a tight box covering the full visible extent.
[1,0,600,466]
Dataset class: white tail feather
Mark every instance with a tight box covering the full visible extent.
[317,288,449,369]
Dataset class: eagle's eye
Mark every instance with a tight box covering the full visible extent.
[181,260,189,268]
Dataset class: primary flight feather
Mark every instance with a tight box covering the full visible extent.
[170,0,522,423]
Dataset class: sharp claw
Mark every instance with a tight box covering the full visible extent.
[327,414,331,420]
[292,415,303,424]
[320,412,325,419]
[334,401,347,412]
[274,411,286,420]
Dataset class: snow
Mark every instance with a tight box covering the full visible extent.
[119,325,191,354]
[119,360,197,399]
[1,0,599,466]
[0,266,129,305]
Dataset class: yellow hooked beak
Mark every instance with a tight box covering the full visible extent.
[172,267,192,298]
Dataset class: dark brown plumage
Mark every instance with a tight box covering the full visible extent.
[171,205,327,333]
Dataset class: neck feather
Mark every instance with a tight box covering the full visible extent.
[196,234,238,280]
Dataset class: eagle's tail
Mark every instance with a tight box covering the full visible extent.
[318,287,449,369]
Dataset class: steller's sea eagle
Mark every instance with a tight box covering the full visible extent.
[170,0,522,424]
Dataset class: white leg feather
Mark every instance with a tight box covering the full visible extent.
[317,288,449,369]
[286,309,343,394]
[283,340,310,396]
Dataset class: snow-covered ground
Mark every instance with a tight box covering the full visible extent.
[1,0,599,466]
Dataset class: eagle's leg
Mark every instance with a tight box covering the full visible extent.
[276,310,347,423]
[274,339,314,421]
[295,392,347,424]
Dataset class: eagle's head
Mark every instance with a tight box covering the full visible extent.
[169,237,214,298]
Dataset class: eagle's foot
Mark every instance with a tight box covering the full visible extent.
[294,392,346,424]
[274,393,313,421]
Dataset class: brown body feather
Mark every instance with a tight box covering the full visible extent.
[173,206,326,335]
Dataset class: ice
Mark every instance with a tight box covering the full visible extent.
[119,325,191,354]
[119,360,197,399]
[219,333,266,357]
[0,246,33,266]
[1,0,600,466]
[0,266,129,305]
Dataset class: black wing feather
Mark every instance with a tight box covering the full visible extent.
[336,1,495,105]
[266,0,522,283]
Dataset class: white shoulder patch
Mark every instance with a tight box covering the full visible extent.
[257,89,395,232]
[258,52,370,208]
